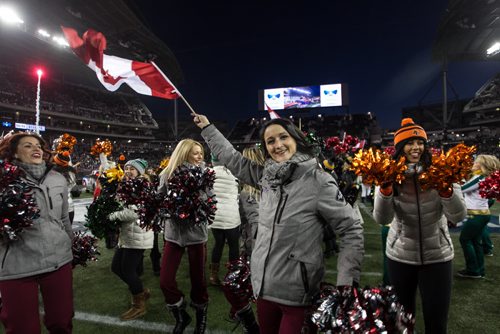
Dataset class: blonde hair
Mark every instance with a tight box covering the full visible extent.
[241,146,265,200]
[475,154,500,177]
[159,139,204,180]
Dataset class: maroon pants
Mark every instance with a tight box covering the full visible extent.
[256,298,316,334]
[160,241,208,305]
[0,263,73,334]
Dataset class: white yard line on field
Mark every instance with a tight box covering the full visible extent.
[74,311,231,334]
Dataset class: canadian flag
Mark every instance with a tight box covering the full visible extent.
[353,139,366,150]
[266,103,280,119]
[61,27,179,100]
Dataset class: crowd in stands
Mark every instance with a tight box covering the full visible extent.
[0,65,157,127]
[228,113,380,144]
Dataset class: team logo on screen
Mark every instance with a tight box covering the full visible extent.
[267,93,281,100]
[323,90,338,96]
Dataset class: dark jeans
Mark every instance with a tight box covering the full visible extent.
[150,232,162,272]
[211,226,240,263]
[388,259,452,334]
[0,263,73,334]
[111,248,145,295]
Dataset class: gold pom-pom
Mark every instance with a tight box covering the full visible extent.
[56,133,77,154]
[159,158,170,170]
[104,165,124,183]
[419,143,476,192]
[90,139,113,156]
[351,148,407,186]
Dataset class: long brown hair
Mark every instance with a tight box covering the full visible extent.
[0,132,52,163]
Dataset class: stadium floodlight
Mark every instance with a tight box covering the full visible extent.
[52,35,69,47]
[486,42,500,57]
[0,5,24,24]
[38,29,50,38]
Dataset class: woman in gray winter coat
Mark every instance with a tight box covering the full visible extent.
[373,118,467,334]
[0,132,74,333]
[193,114,364,334]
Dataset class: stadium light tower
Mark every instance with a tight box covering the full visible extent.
[486,42,500,57]
[0,5,24,24]
[35,68,44,134]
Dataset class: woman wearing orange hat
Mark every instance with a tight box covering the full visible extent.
[373,118,467,333]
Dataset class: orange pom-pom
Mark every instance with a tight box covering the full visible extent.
[62,151,70,157]
[351,148,407,186]
[419,143,476,192]
[401,118,414,126]
[90,139,113,156]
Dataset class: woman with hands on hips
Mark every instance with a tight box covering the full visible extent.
[193,113,364,334]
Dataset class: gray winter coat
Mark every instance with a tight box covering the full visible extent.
[202,125,364,306]
[373,166,467,265]
[158,163,209,247]
[239,190,259,254]
[0,166,73,280]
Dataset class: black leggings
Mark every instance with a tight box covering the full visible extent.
[111,248,145,295]
[211,227,240,263]
[387,259,452,334]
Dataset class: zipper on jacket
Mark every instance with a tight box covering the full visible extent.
[413,174,424,264]
[274,192,288,225]
[259,186,286,296]
[47,186,53,210]
[1,244,10,269]
[300,262,310,294]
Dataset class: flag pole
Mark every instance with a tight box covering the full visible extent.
[151,61,198,115]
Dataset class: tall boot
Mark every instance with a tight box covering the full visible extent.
[120,288,150,320]
[168,299,192,334]
[209,263,221,286]
[236,305,260,334]
[191,302,208,334]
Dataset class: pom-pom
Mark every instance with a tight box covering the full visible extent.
[351,148,407,186]
[222,254,254,307]
[116,177,163,231]
[479,170,500,201]
[160,165,217,225]
[84,196,122,239]
[55,133,77,154]
[72,231,100,267]
[90,139,113,156]
[97,166,124,197]
[383,146,395,156]
[325,135,361,156]
[401,118,414,126]
[0,160,40,242]
[419,143,476,193]
[311,284,415,333]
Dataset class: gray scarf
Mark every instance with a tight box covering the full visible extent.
[16,161,47,181]
[261,152,312,189]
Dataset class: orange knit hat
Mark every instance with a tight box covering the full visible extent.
[394,118,427,147]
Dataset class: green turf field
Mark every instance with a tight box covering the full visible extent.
[49,202,500,333]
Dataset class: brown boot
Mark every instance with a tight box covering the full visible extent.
[209,263,221,286]
[120,288,151,320]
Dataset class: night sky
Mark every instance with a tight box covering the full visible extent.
[132,1,499,130]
